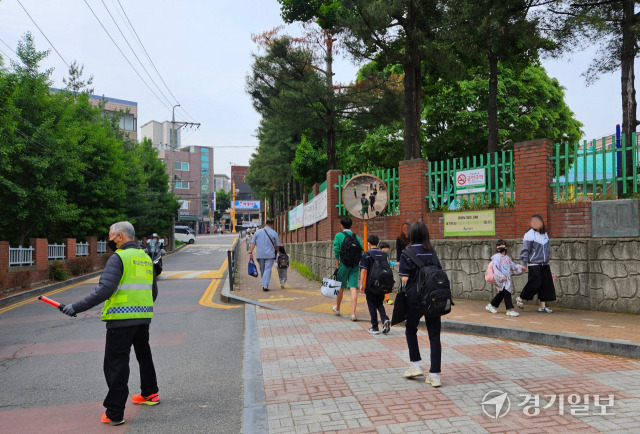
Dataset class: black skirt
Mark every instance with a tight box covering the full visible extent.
[520,264,556,302]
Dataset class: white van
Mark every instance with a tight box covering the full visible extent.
[174,227,195,244]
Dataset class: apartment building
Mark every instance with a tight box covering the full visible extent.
[88,94,138,141]
[140,120,182,151]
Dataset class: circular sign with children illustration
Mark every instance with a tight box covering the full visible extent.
[342,174,388,220]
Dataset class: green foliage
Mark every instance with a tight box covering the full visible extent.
[277,0,344,30]
[215,189,231,213]
[292,135,328,188]
[423,63,583,160]
[290,260,320,281]
[48,262,69,281]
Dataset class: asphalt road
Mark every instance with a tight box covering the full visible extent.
[0,234,245,433]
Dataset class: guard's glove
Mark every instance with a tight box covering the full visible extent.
[62,304,76,317]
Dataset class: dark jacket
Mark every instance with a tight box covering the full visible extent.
[72,241,158,329]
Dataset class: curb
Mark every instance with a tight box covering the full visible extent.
[0,243,187,309]
[242,304,268,434]
[222,292,640,359]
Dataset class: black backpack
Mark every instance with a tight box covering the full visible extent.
[368,252,395,294]
[277,253,289,268]
[403,249,453,317]
[339,232,363,267]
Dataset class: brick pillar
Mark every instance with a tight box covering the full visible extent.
[514,139,554,232]
[62,238,76,261]
[399,159,429,224]
[326,169,343,240]
[0,241,9,289]
[312,183,320,197]
[30,238,49,271]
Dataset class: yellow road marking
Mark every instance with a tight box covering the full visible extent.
[199,257,241,309]
[0,281,86,315]
[257,297,299,302]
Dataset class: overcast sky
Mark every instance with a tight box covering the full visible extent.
[0,0,636,177]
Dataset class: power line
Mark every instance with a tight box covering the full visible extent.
[0,36,18,58]
[115,0,196,123]
[16,0,70,69]
[100,0,174,109]
[83,0,171,111]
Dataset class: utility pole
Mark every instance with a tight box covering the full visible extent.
[170,103,201,250]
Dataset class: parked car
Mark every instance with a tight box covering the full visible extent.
[174,227,195,244]
[175,225,195,236]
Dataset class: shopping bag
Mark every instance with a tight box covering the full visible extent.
[248,258,259,278]
[321,269,341,298]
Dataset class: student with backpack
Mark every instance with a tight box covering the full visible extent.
[379,242,397,305]
[485,239,525,317]
[359,235,393,335]
[398,222,446,387]
[276,246,289,289]
[332,217,363,321]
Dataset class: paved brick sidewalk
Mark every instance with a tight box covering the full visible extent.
[249,305,640,433]
[233,242,640,347]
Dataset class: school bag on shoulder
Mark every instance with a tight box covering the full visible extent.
[277,251,290,269]
[368,252,395,294]
[403,249,453,317]
[485,261,495,284]
[339,232,363,267]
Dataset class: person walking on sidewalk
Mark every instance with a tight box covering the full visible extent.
[485,239,526,317]
[249,218,281,292]
[399,222,443,387]
[60,221,160,426]
[516,214,556,313]
[332,217,363,321]
[359,235,392,335]
[276,245,289,289]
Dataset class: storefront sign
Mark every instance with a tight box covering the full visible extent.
[444,210,495,236]
[304,189,328,227]
[455,169,486,194]
[234,200,260,210]
[288,203,304,231]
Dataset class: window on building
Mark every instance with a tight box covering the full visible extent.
[201,168,209,175]
[201,201,209,208]
[175,162,189,171]
[201,148,209,154]
[201,183,209,191]
[175,181,189,189]
[201,155,209,162]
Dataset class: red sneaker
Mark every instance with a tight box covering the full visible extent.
[131,392,160,405]
[101,413,125,426]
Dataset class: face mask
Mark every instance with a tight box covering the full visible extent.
[497,247,506,253]
[107,238,118,252]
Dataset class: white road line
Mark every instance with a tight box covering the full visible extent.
[562,331,577,334]
[586,324,601,328]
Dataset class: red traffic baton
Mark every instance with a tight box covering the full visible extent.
[38,296,76,317]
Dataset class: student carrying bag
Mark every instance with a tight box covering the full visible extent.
[368,253,395,294]
[403,250,453,317]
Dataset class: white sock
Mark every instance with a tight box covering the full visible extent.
[412,361,420,368]
[430,373,438,378]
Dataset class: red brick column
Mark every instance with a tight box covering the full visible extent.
[0,241,9,288]
[30,238,49,271]
[62,238,76,261]
[514,139,554,232]
[399,159,429,224]
[312,183,320,197]
[326,169,343,240]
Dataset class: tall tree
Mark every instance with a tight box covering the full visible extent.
[342,0,443,160]
[445,0,553,154]
[550,0,640,178]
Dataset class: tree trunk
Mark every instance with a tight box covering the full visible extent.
[269,192,275,218]
[487,51,499,155]
[403,2,422,160]
[621,0,637,181]
[325,32,338,170]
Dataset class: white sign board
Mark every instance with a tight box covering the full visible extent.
[234,200,260,210]
[304,189,328,227]
[179,200,189,210]
[455,168,486,194]
[288,203,304,231]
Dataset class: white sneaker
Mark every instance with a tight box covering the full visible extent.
[332,306,340,316]
[538,307,553,313]
[425,374,441,387]
[403,366,424,378]
[485,304,498,314]
[368,328,380,335]
[506,310,519,317]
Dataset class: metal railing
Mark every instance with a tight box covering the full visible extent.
[227,236,241,291]
[9,246,34,266]
[97,241,107,253]
[550,133,640,200]
[336,168,400,216]
[426,150,514,210]
[48,243,66,260]
[76,242,89,257]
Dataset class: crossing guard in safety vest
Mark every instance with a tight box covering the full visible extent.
[61,221,160,426]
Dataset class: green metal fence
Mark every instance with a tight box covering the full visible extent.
[307,180,328,201]
[550,133,640,199]
[426,151,514,210]
[336,169,400,216]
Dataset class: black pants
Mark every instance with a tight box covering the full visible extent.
[104,324,158,420]
[366,291,389,329]
[520,264,556,302]
[405,304,441,373]
[490,289,514,310]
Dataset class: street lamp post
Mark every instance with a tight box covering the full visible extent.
[170,104,180,250]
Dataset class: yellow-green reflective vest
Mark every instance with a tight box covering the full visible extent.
[101,248,154,321]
